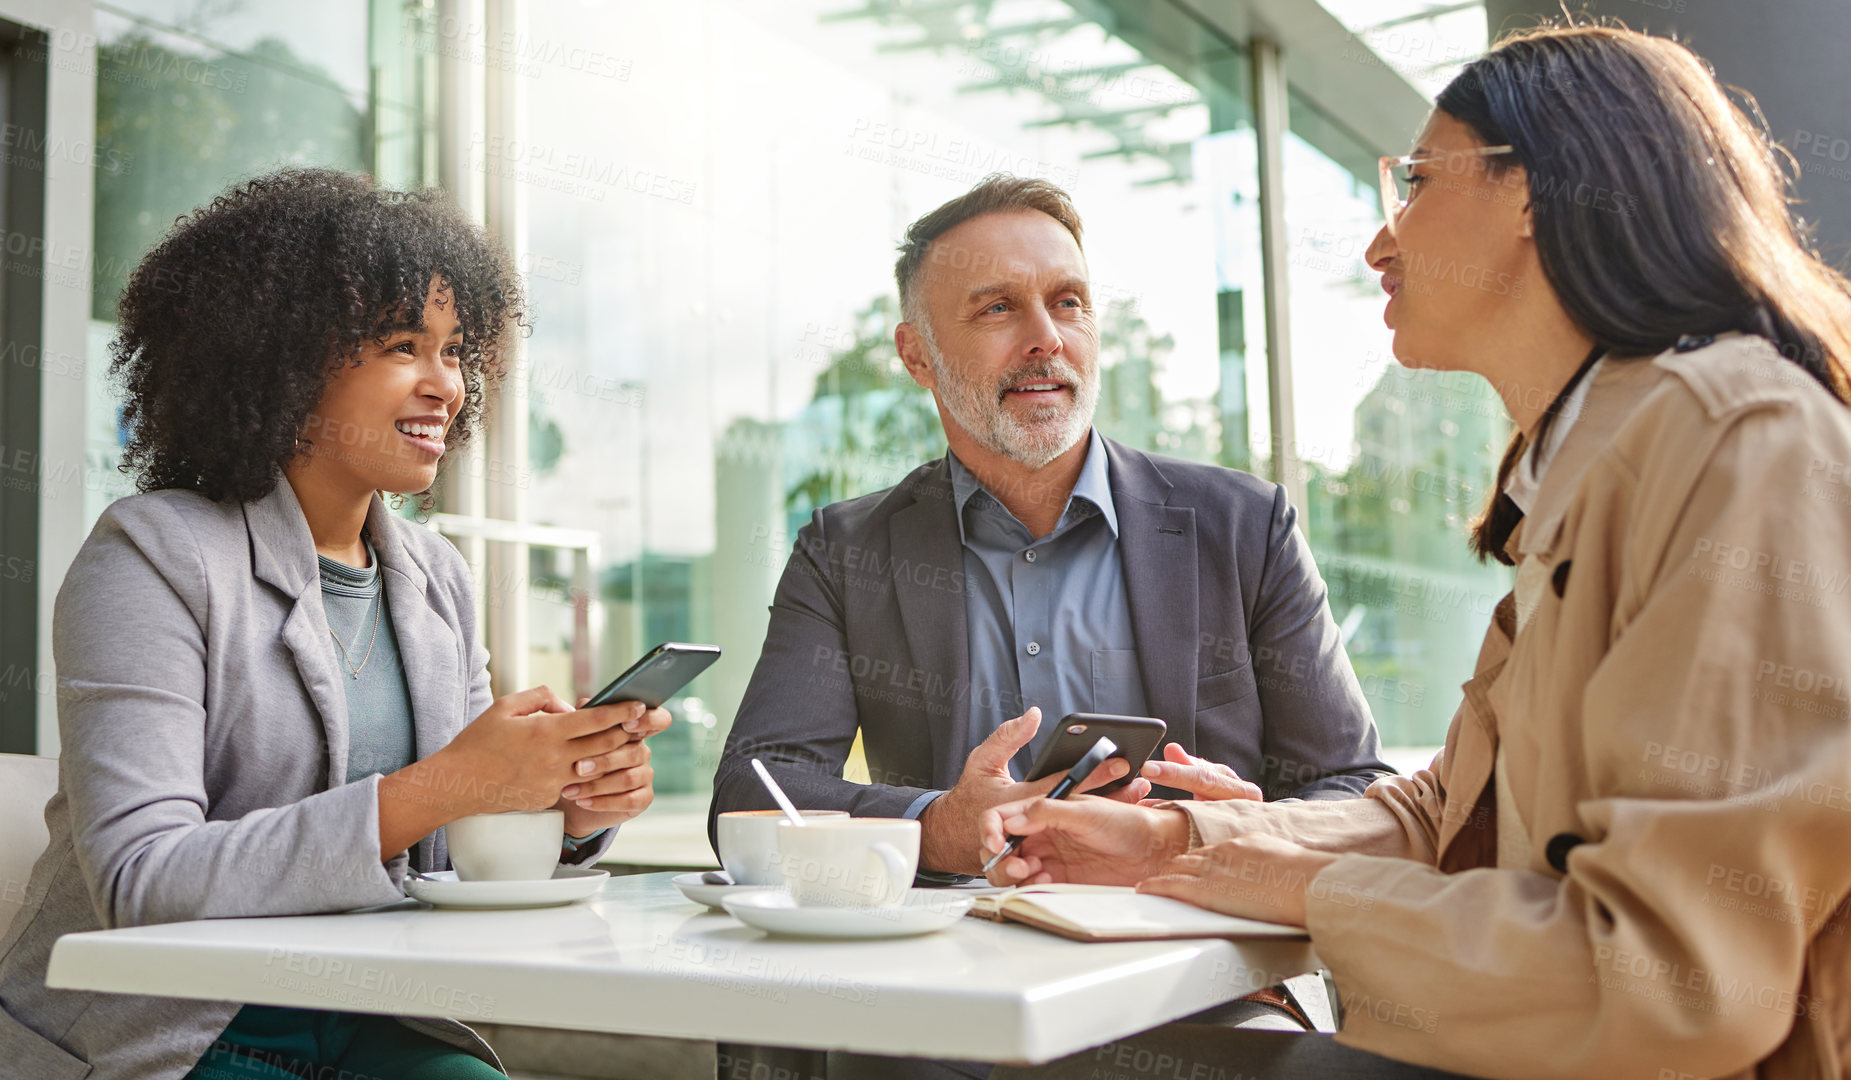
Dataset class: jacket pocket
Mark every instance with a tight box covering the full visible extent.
[1196,662,1259,713]
[0,1002,92,1079]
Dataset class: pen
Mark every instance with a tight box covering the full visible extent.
[981,735,1118,875]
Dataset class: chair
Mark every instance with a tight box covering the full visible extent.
[0,753,59,941]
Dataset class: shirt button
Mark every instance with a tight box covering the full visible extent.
[1024,549,1037,563]
[1025,641,1040,656]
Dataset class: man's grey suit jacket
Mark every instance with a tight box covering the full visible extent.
[710,437,1391,849]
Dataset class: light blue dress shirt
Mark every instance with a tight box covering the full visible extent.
[903,429,1148,819]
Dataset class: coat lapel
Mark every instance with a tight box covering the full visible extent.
[888,460,971,783]
[246,481,353,787]
[1436,591,1516,864]
[367,498,461,872]
[366,497,460,764]
[245,484,463,871]
[1104,440,1199,735]
[1512,355,1660,561]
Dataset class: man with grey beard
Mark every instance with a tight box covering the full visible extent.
[710,174,1388,1077]
[711,173,1387,886]
[714,171,1388,860]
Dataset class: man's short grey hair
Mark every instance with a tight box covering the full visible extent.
[894,173,1085,339]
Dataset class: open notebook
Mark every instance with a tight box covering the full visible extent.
[965,883,1309,942]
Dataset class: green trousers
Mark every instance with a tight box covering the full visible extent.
[185,1004,506,1079]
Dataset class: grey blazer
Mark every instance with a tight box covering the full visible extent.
[711,438,1392,847]
[0,481,599,1079]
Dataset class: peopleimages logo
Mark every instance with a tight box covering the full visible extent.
[0,123,133,175]
[845,119,1080,189]
[469,134,697,205]
[408,12,633,81]
[1400,252,1525,298]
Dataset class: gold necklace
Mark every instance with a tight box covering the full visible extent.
[329,587,383,679]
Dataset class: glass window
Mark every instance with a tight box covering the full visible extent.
[1281,96,1512,751]
[1313,0,1487,100]
[85,0,436,526]
[512,0,1263,802]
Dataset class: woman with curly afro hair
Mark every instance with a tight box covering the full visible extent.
[0,168,670,1080]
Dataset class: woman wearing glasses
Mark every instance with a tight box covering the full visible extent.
[984,22,1851,1080]
[0,169,667,1079]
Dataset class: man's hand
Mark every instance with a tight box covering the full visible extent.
[918,706,1145,874]
[1139,743,1263,803]
[1138,834,1339,926]
[979,794,1191,886]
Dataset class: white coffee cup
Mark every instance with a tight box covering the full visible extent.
[717,809,848,886]
[445,809,564,882]
[775,817,920,908]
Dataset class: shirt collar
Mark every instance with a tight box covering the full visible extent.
[1504,357,1604,515]
[947,428,1119,544]
[317,535,380,587]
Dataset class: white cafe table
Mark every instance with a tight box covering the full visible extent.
[45,872,1319,1066]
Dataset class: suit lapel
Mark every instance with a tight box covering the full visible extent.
[888,460,971,784]
[246,481,351,787]
[1105,440,1199,734]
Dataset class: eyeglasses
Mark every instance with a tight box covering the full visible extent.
[1378,145,1515,236]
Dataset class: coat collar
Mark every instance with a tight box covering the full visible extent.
[1508,353,1670,560]
[245,480,458,785]
[246,478,431,598]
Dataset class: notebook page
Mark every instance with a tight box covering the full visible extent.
[1011,890,1306,938]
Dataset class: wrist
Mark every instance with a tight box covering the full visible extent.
[917,792,966,874]
[1152,806,1191,862]
[393,749,489,821]
[561,825,611,854]
[1297,851,1344,918]
[378,758,476,862]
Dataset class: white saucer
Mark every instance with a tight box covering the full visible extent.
[405,867,609,909]
[671,872,780,911]
[720,889,974,939]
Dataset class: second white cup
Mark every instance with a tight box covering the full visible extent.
[775,817,920,908]
[716,809,848,885]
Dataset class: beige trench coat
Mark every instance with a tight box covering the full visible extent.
[1178,334,1851,1079]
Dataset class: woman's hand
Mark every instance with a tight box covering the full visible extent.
[979,794,1192,886]
[1137,834,1339,926]
[1139,743,1263,803]
[556,697,673,834]
[917,707,1138,874]
[379,686,642,859]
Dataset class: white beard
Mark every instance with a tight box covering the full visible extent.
[927,342,1096,470]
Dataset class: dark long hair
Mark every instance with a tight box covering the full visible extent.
[1436,22,1851,563]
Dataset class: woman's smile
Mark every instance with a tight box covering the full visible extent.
[393,414,448,458]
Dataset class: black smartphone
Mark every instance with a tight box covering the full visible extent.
[1025,713,1167,794]
[583,642,722,710]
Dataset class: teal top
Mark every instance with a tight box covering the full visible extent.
[318,537,417,785]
